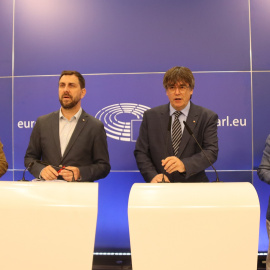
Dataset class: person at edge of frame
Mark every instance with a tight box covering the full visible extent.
[258,134,270,270]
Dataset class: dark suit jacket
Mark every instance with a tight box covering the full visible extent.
[257,134,270,221]
[134,102,218,182]
[24,109,110,181]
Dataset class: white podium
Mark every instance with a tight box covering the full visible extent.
[128,183,260,270]
[0,181,98,270]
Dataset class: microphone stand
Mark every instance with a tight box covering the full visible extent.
[183,121,220,182]
[162,116,172,183]
[19,162,34,181]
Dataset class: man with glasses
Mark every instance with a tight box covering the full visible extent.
[134,66,218,183]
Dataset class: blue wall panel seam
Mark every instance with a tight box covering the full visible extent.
[11,0,16,182]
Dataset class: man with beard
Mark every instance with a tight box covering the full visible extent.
[24,70,110,182]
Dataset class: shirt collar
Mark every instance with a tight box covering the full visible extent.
[169,101,190,117]
[59,107,83,121]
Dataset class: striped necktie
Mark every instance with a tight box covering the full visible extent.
[172,111,182,155]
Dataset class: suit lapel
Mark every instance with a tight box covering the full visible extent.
[160,104,174,156]
[51,111,62,161]
[177,102,199,157]
[61,110,88,161]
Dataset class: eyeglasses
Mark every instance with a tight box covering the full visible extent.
[167,85,190,92]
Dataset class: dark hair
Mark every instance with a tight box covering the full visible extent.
[59,70,85,89]
[163,66,195,90]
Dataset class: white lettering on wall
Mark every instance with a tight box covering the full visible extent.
[217,116,246,127]
[17,121,36,128]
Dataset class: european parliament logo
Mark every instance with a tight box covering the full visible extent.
[95,103,151,142]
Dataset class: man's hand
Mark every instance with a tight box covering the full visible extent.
[40,165,58,180]
[151,173,170,183]
[162,156,186,174]
[59,166,80,182]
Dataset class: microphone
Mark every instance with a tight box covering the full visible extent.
[35,160,75,181]
[19,162,34,181]
[162,116,172,183]
[183,121,220,182]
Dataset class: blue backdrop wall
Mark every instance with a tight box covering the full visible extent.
[0,0,269,252]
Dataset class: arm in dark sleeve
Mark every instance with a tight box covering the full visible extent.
[24,119,46,178]
[134,113,159,182]
[0,141,8,177]
[182,113,219,179]
[79,123,110,182]
[258,134,270,185]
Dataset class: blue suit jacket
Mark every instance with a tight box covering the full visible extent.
[134,102,219,182]
[24,109,110,181]
[257,134,270,221]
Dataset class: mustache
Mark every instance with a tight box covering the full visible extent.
[61,93,72,98]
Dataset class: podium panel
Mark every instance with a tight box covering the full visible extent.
[0,181,98,270]
[128,183,260,270]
